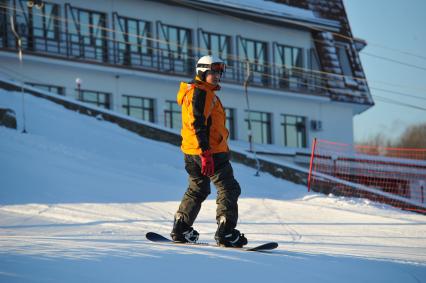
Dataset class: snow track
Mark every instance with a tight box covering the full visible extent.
[0,90,425,282]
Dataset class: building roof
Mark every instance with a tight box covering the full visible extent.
[273,0,374,110]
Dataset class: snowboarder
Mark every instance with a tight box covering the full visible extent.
[171,55,247,248]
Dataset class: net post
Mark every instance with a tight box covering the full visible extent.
[307,138,318,192]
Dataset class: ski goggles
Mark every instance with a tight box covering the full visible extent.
[197,62,226,74]
[210,62,226,73]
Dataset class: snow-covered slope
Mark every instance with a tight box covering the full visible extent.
[0,90,425,283]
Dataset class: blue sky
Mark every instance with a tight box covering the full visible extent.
[343,0,426,142]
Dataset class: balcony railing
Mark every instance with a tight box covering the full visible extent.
[0,19,325,95]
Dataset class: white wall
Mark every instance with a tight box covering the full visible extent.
[218,83,354,146]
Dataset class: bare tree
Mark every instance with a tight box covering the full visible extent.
[356,132,392,148]
[395,123,426,148]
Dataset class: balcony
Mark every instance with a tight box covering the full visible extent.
[0,17,326,96]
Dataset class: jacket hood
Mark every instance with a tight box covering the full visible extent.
[177,77,220,106]
[176,82,194,106]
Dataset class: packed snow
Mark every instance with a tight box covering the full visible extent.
[199,0,316,19]
[0,89,425,283]
[195,0,340,28]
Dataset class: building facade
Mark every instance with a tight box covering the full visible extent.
[0,0,374,149]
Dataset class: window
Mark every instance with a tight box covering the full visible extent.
[224,108,235,140]
[237,37,268,86]
[273,43,303,89]
[15,1,60,52]
[66,5,107,62]
[122,95,154,122]
[199,29,233,79]
[157,22,193,74]
[336,44,354,77]
[76,89,111,109]
[308,48,320,71]
[0,1,7,48]
[306,48,323,92]
[282,114,306,148]
[113,14,152,67]
[31,1,60,40]
[164,100,181,130]
[274,44,303,69]
[245,110,271,144]
[26,82,65,95]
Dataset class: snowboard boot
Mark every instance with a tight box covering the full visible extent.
[214,216,247,248]
[170,214,199,243]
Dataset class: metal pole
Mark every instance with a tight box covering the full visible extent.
[243,60,260,176]
[10,15,27,134]
[76,78,82,101]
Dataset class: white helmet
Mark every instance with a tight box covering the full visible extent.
[196,55,226,79]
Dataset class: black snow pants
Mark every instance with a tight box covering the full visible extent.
[176,152,241,229]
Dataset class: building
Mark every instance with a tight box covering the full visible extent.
[0,0,374,149]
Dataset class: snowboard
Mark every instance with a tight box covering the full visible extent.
[146,232,278,252]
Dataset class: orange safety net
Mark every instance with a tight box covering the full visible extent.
[308,139,426,214]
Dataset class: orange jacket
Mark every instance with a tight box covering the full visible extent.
[176,77,229,155]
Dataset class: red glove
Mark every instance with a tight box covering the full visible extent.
[200,150,215,176]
